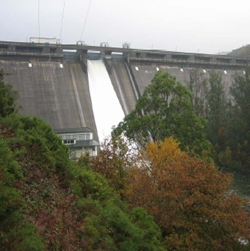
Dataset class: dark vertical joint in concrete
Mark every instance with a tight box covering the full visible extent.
[42,46,50,53]
[124,59,141,99]
[210,56,217,64]
[231,58,236,64]
[8,45,16,52]
[56,47,62,54]
[189,55,194,62]
[164,54,172,60]
[136,52,141,58]
[102,51,112,74]
[123,52,130,63]
[77,49,88,73]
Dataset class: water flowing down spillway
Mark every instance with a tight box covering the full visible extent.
[87,60,125,144]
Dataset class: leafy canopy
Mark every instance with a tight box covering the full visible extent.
[114,71,210,155]
[124,137,250,251]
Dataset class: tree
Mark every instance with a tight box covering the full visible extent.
[0,69,19,117]
[114,71,210,155]
[230,68,250,126]
[205,71,228,146]
[69,162,164,251]
[187,69,208,116]
[216,68,250,170]
[89,136,139,197]
[230,68,250,151]
[124,138,250,251]
[0,126,45,250]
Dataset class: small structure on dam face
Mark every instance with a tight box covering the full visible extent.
[100,42,109,47]
[55,127,99,158]
[122,42,131,49]
[30,37,60,44]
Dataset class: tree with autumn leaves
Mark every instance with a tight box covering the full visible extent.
[91,137,250,250]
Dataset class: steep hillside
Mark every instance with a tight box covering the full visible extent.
[228,44,250,58]
[0,114,163,251]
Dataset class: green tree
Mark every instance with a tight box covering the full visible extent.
[226,67,250,169]
[69,162,164,251]
[205,71,228,146]
[188,69,208,116]
[212,68,250,170]
[0,69,19,117]
[0,132,45,251]
[114,71,210,155]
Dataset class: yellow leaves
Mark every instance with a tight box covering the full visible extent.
[145,137,184,172]
[146,137,183,162]
[87,135,250,249]
[123,137,250,249]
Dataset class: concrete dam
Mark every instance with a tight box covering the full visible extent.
[0,41,248,145]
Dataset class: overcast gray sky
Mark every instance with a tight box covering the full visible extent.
[1,0,249,54]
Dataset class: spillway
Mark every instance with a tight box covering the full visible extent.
[87,60,125,144]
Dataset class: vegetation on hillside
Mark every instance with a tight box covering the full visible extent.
[2,67,250,250]
[227,44,250,58]
[90,137,250,250]
[188,68,250,171]
[0,70,163,250]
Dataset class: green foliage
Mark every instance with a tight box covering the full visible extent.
[218,146,232,167]
[0,137,22,244]
[8,222,45,251]
[0,69,19,117]
[225,69,250,169]
[69,162,164,251]
[187,69,250,171]
[0,136,45,250]
[231,68,250,124]
[188,69,208,116]
[0,110,163,250]
[115,70,210,155]
[1,114,70,172]
[208,67,250,170]
[205,71,228,145]
[69,163,114,202]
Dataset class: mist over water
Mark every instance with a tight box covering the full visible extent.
[87,60,125,144]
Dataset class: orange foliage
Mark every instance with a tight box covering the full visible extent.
[124,137,250,250]
[90,136,140,196]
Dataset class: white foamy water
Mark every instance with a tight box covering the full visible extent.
[87,59,125,144]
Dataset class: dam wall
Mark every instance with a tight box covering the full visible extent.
[0,59,98,141]
[0,41,248,144]
[129,62,238,98]
[106,58,137,115]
